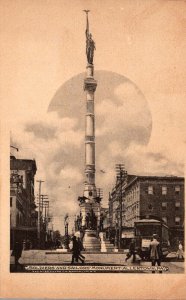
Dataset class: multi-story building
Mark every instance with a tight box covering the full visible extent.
[100,207,109,232]
[108,173,184,247]
[10,155,37,248]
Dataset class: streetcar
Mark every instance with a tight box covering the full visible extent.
[134,218,170,260]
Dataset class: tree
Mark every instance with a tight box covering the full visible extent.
[53,230,61,241]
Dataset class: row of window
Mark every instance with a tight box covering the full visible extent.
[148,185,181,195]
[161,202,181,210]
[162,216,181,225]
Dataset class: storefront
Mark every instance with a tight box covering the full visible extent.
[10,226,37,249]
[121,227,135,249]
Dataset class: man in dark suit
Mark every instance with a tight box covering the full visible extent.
[125,239,136,263]
[149,234,163,273]
[11,240,23,271]
[71,236,84,264]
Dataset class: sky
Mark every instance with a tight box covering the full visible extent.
[1,0,186,234]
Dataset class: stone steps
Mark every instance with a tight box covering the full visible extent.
[99,232,115,253]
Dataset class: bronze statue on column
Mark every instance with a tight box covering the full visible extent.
[84,10,96,65]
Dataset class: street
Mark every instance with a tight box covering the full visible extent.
[10,250,184,273]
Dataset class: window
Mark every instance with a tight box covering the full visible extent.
[148,186,153,195]
[148,204,153,211]
[175,202,180,211]
[175,186,180,195]
[162,202,167,210]
[10,197,12,207]
[162,217,167,224]
[162,186,167,195]
[16,214,19,225]
[175,217,181,225]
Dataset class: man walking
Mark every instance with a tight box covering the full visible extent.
[149,234,163,273]
[77,237,85,262]
[125,239,136,263]
[71,236,84,264]
[11,240,23,271]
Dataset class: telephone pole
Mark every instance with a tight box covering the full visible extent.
[115,164,127,249]
[40,194,48,215]
[36,180,44,249]
[43,200,49,244]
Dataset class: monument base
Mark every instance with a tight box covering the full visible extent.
[83,229,101,252]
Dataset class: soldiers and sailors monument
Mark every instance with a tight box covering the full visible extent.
[75,11,102,251]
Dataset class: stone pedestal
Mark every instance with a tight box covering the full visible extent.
[83,230,101,252]
[80,201,101,228]
[56,248,68,253]
[99,232,115,253]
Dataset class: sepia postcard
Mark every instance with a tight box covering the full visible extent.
[0,0,186,299]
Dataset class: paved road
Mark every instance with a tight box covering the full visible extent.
[10,250,184,273]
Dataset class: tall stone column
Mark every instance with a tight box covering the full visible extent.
[76,11,101,252]
[84,64,97,201]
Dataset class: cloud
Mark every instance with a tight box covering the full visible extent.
[59,165,83,184]
[96,83,152,148]
[11,111,84,233]
[11,73,185,235]
[124,143,184,176]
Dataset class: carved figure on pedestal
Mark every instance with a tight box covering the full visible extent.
[77,213,82,230]
[78,196,87,204]
[85,213,90,229]
[95,196,101,203]
[84,10,96,65]
[90,209,97,230]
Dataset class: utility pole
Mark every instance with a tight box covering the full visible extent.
[115,164,127,250]
[36,180,44,249]
[43,200,49,244]
[39,194,48,216]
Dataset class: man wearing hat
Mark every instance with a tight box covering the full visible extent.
[149,234,163,273]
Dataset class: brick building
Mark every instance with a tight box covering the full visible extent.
[108,174,184,247]
[10,156,38,248]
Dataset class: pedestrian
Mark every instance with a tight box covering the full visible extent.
[55,238,61,249]
[77,237,85,262]
[71,236,84,264]
[125,239,136,263]
[149,234,163,273]
[177,241,184,260]
[26,239,31,250]
[11,240,23,271]
[23,239,26,250]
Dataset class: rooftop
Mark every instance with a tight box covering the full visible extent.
[10,156,37,174]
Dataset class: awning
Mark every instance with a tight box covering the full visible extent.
[11,226,37,231]
[122,230,135,238]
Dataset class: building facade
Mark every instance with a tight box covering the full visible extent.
[108,174,184,248]
[10,156,37,248]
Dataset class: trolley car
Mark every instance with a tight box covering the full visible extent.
[134,218,169,260]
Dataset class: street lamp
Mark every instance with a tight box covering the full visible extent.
[64,214,69,249]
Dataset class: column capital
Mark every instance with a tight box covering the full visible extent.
[84,77,97,92]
